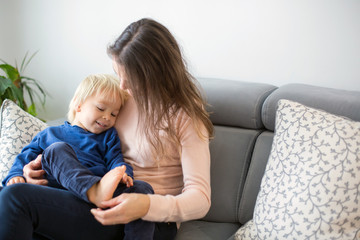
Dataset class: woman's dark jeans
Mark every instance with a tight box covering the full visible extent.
[0,143,177,239]
[0,183,177,240]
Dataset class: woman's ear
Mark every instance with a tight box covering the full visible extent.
[76,104,82,112]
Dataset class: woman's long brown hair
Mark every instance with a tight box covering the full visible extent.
[108,18,213,158]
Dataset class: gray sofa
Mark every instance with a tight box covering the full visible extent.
[175,78,360,240]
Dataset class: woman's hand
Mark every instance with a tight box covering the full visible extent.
[90,193,150,225]
[23,154,48,185]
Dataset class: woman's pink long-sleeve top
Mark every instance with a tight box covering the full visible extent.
[115,97,211,222]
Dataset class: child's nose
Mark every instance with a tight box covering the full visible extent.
[103,113,111,120]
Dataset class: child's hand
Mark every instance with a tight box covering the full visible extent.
[121,173,133,187]
[7,176,26,186]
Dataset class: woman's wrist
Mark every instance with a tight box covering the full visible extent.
[140,194,151,218]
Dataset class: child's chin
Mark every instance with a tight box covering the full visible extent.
[90,128,104,134]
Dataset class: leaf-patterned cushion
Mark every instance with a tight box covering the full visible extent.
[0,99,47,185]
[235,99,360,240]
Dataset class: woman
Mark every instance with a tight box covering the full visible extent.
[0,18,213,239]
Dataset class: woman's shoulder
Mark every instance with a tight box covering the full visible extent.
[174,108,193,128]
[175,108,210,141]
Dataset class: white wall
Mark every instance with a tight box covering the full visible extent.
[1,0,359,121]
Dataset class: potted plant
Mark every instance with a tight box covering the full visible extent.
[0,51,47,117]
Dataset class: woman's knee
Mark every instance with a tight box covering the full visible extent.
[0,184,30,211]
[0,184,35,239]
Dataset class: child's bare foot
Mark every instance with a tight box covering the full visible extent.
[87,166,125,208]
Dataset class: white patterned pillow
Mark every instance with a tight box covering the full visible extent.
[0,99,48,184]
[235,99,360,240]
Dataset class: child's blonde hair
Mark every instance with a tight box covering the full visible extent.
[67,74,127,123]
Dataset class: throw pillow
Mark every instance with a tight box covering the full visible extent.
[235,99,360,239]
[0,99,48,184]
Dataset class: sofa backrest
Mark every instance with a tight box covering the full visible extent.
[198,78,276,223]
[199,78,360,225]
[262,83,360,131]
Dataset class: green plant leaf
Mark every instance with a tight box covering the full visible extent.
[0,76,13,95]
[20,51,39,73]
[0,63,20,81]
[0,77,24,108]
[1,51,47,115]
[27,103,37,117]
[22,77,47,106]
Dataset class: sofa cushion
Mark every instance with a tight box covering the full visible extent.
[203,125,260,222]
[0,99,47,184]
[175,220,240,240]
[235,99,360,239]
[238,131,273,224]
[262,83,360,131]
[199,78,276,129]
